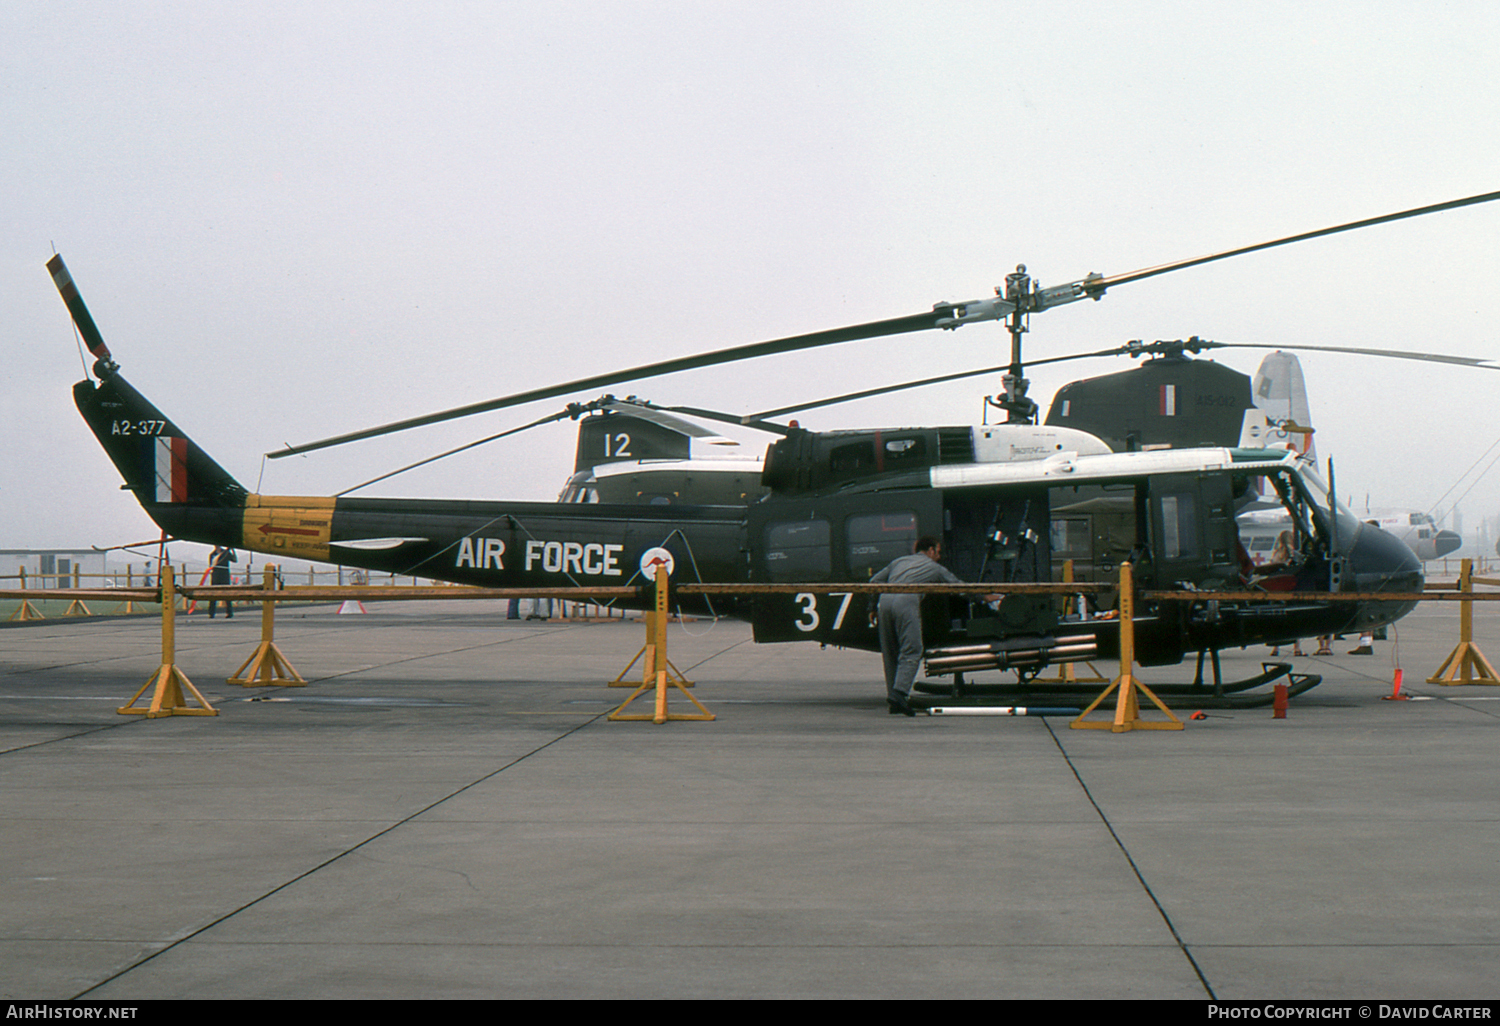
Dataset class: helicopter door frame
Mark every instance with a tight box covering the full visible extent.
[1146,471,1239,591]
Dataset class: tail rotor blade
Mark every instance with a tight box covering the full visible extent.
[47,255,115,370]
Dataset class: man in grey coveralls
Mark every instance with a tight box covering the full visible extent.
[870,536,964,716]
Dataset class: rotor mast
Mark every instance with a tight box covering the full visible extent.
[939,264,1106,423]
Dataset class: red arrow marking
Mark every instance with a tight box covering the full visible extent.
[258,523,322,538]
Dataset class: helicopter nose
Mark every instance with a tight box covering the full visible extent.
[1348,523,1424,629]
[1434,530,1462,559]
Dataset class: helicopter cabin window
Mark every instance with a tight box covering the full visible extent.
[830,441,876,477]
[846,511,918,578]
[764,519,832,582]
[1050,518,1091,561]
[1159,493,1199,560]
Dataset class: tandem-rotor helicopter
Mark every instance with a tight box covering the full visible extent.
[50,190,1500,692]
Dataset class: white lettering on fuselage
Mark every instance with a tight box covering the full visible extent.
[525,540,623,577]
[454,537,506,570]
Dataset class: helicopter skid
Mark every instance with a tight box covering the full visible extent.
[912,662,1320,711]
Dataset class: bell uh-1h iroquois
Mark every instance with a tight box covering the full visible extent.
[50,190,1500,688]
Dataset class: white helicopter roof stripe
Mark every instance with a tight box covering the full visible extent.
[930,447,1297,490]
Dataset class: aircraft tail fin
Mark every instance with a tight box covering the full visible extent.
[574,410,695,474]
[1239,351,1317,462]
[52,256,248,522]
[73,374,248,509]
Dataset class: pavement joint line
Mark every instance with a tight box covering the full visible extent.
[68,711,608,1000]
[0,720,133,757]
[1043,717,1217,1000]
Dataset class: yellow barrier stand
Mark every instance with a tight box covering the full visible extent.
[609,565,713,724]
[63,564,92,616]
[227,565,307,687]
[8,567,44,622]
[118,568,218,718]
[1071,561,1183,732]
[1427,558,1500,686]
[607,574,694,691]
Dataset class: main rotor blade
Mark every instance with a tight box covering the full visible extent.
[1093,189,1500,292]
[334,407,576,496]
[632,401,792,436]
[605,400,736,443]
[749,335,1500,424]
[745,345,1139,421]
[269,188,1500,460]
[269,309,951,458]
[1197,339,1500,370]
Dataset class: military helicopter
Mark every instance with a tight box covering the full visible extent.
[49,190,1499,686]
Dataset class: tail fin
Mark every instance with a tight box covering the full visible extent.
[573,410,694,474]
[51,256,247,535]
[1238,351,1316,461]
[72,374,247,509]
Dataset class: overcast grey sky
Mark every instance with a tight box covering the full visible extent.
[4,0,1499,555]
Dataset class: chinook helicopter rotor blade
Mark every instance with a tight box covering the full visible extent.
[334,393,784,495]
[334,406,581,496]
[268,308,966,459]
[1138,336,1500,370]
[745,332,1500,425]
[616,400,792,436]
[603,399,745,444]
[1210,340,1500,370]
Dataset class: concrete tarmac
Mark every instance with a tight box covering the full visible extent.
[2,599,1498,1000]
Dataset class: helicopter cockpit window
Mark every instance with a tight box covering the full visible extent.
[764,519,832,582]
[1286,465,1361,543]
[558,472,598,504]
[846,511,918,578]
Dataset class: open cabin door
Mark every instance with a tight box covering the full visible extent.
[1146,472,1240,590]
[943,486,1055,638]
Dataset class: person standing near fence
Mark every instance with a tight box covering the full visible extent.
[208,545,237,618]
